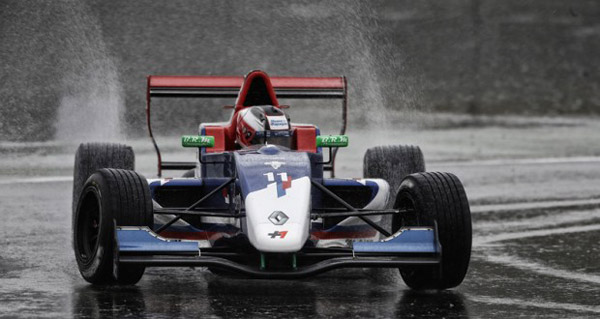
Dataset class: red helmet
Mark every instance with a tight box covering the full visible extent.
[236,105,291,147]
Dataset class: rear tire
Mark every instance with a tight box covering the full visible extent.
[363,145,425,206]
[72,143,135,213]
[362,145,425,237]
[73,168,153,285]
[395,172,472,290]
[182,169,195,178]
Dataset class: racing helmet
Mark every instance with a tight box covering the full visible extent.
[236,105,292,148]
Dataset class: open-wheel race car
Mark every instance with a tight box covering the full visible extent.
[72,70,472,289]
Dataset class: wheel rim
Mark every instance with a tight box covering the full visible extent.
[76,188,102,263]
[394,192,420,231]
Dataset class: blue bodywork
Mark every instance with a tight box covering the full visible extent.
[117,227,439,255]
[147,146,390,240]
[353,228,439,253]
[234,146,311,199]
[117,227,199,254]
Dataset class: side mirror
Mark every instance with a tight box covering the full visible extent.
[182,135,215,148]
[316,135,348,147]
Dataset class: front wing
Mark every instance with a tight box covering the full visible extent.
[115,226,441,279]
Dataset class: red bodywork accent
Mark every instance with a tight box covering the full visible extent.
[235,71,279,108]
[148,75,344,90]
[205,124,317,153]
[207,71,280,151]
[149,76,242,88]
[281,175,292,190]
[204,126,226,153]
[294,127,317,153]
[203,71,320,152]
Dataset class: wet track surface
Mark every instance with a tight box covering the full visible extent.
[1,122,600,318]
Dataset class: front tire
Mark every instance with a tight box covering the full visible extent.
[73,168,153,285]
[395,172,472,290]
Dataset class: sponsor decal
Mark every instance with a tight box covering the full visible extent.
[277,174,292,197]
[263,172,293,197]
[266,115,289,130]
[181,135,215,147]
[268,230,288,239]
[268,211,289,225]
[316,135,349,147]
[264,161,285,169]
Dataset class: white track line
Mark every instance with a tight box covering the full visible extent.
[468,295,600,314]
[476,253,600,285]
[474,209,600,232]
[474,224,600,246]
[471,198,600,214]
[0,176,73,185]
[475,224,600,286]
[432,156,600,167]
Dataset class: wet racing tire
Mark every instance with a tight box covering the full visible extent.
[73,168,153,285]
[395,172,471,290]
[363,145,425,206]
[362,145,426,237]
[182,169,195,178]
[72,143,135,213]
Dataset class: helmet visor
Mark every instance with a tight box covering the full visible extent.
[253,130,293,149]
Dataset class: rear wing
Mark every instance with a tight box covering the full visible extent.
[147,75,348,177]
[148,76,346,99]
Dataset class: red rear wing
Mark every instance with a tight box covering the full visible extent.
[146,73,348,177]
[148,75,346,99]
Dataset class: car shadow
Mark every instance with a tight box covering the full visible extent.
[70,269,469,318]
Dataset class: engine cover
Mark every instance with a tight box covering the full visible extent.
[234,145,311,252]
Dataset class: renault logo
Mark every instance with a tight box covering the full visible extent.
[268,211,289,225]
[264,161,285,169]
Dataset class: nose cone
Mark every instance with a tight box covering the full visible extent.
[244,176,311,253]
[251,222,308,252]
[234,149,312,253]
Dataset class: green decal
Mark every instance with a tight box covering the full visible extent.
[316,135,349,147]
[181,135,215,148]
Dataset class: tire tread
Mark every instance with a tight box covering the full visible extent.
[74,167,152,285]
[398,172,472,289]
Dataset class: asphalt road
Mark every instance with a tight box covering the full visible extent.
[1,118,599,318]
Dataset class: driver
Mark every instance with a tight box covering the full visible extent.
[236,105,292,148]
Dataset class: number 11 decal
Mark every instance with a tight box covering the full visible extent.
[263,172,292,197]
[263,172,288,182]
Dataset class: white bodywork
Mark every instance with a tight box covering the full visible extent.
[234,147,313,253]
[244,176,311,252]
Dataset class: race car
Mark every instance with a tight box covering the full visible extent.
[71,70,472,289]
